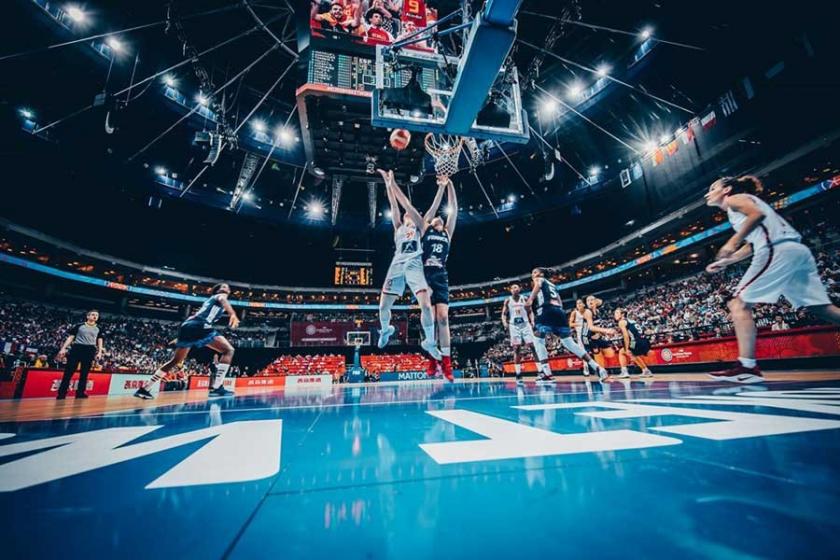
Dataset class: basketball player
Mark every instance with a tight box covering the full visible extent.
[581,295,617,374]
[376,169,442,361]
[388,175,452,379]
[418,177,458,381]
[134,283,240,399]
[704,175,840,383]
[568,299,590,376]
[614,308,654,378]
[526,268,608,382]
[501,283,538,383]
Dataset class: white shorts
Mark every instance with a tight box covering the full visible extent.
[509,321,535,346]
[382,257,429,298]
[736,242,831,309]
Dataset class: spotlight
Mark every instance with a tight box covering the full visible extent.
[643,141,657,152]
[154,166,168,176]
[19,108,34,119]
[65,5,87,23]
[242,192,254,202]
[659,134,670,143]
[251,119,267,133]
[541,98,558,115]
[507,194,516,203]
[384,209,393,219]
[106,37,124,53]
[307,200,325,218]
[409,174,421,184]
[163,75,176,87]
[596,64,611,77]
[640,27,653,40]
[276,127,294,145]
[567,82,584,100]
[312,166,326,178]
[443,205,453,216]
[196,93,209,106]
[589,166,601,177]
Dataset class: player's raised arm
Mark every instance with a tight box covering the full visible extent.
[423,178,446,224]
[378,169,402,230]
[384,170,425,231]
[444,177,458,239]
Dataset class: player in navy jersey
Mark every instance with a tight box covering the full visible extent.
[582,295,617,374]
[526,268,608,381]
[135,283,240,399]
[376,169,442,362]
[704,175,840,382]
[614,308,653,378]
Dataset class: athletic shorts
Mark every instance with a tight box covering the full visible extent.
[424,266,449,305]
[535,307,571,338]
[583,336,612,354]
[508,319,535,346]
[629,338,651,355]
[383,257,429,298]
[736,242,831,309]
[175,321,219,348]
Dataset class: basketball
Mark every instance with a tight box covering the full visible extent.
[390,129,411,151]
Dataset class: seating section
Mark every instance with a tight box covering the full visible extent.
[361,353,426,374]
[260,354,346,376]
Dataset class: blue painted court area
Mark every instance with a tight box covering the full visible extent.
[2,378,840,559]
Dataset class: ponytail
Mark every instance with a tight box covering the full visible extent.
[719,175,765,196]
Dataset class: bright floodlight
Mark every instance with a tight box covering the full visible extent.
[242,192,254,202]
[384,209,393,219]
[154,166,167,176]
[106,37,124,53]
[507,194,516,203]
[589,166,601,176]
[659,134,670,143]
[567,82,584,100]
[307,200,325,217]
[643,141,657,152]
[640,27,653,40]
[541,98,558,115]
[276,127,294,145]
[196,93,209,106]
[251,120,267,133]
[19,108,34,119]
[66,5,87,23]
[596,64,611,77]
[163,75,176,87]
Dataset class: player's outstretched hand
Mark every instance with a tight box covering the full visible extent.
[436,175,450,188]
[706,259,729,274]
[229,315,240,329]
[376,168,394,185]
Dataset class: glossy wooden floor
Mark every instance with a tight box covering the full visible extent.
[2,370,839,423]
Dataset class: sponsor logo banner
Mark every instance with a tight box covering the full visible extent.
[290,321,407,347]
[187,376,237,391]
[284,374,332,387]
[108,374,160,396]
[21,369,111,398]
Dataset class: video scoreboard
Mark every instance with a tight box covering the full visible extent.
[334,261,373,287]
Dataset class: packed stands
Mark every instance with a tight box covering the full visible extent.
[361,353,427,374]
[259,354,346,376]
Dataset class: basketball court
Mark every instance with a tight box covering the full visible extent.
[2,373,840,558]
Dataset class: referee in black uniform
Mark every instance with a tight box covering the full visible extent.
[56,310,104,400]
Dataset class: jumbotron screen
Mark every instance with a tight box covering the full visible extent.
[334,261,373,286]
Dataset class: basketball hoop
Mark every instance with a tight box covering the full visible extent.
[424,133,463,178]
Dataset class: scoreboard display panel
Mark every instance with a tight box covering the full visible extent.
[334,262,373,286]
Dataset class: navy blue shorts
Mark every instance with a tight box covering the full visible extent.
[424,267,449,305]
[175,321,219,348]
[535,308,571,338]
[584,336,613,353]
[630,339,651,355]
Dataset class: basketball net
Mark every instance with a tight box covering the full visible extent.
[424,133,463,178]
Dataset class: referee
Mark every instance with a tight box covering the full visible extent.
[55,310,104,400]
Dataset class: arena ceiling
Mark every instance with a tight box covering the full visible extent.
[0,0,834,286]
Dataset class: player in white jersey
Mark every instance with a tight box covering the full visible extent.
[705,175,840,383]
[501,283,537,382]
[375,169,442,360]
[568,299,590,376]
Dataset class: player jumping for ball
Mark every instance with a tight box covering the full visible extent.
[134,283,240,399]
[376,169,442,361]
[704,175,840,383]
[527,267,608,382]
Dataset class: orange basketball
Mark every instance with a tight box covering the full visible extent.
[390,129,411,151]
